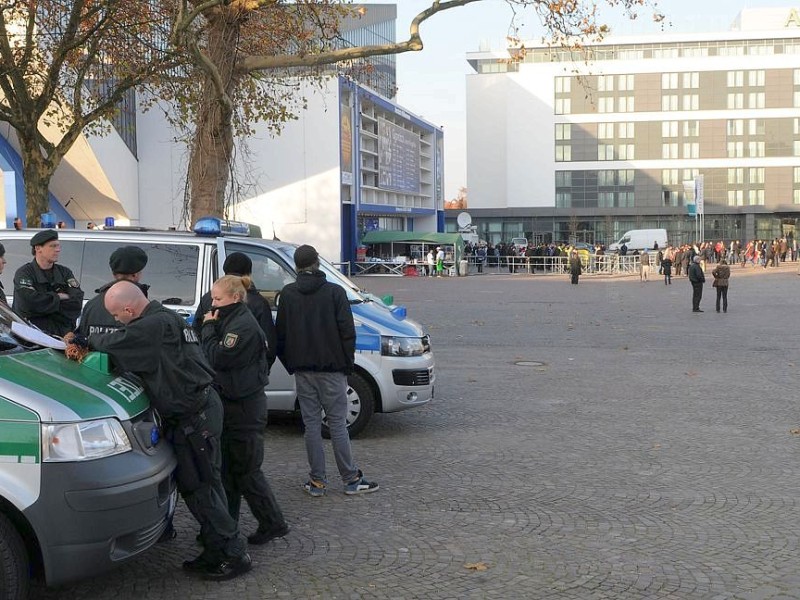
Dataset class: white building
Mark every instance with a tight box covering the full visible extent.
[461,7,800,246]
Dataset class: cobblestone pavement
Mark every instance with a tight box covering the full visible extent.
[35,265,800,599]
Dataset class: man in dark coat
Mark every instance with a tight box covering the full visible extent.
[688,255,706,312]
[13,229,83,336]
[87,282,251,580]
[276,245,378,497]
[77,245,149,335]
[193,252,276,367]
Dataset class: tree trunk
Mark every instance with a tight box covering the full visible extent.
[186,11,243,223]
[18,135,58,227]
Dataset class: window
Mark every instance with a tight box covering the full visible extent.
[682,142,699,158]
[555,145,572,161]
[82,242,200,306]
[555,76,571,93]
[794,190,800,204]
[727,141,744,157]
[795,140,800,156]
[748,141,765,157]
[748,119,765,135]
[727,93,744,109]
[749,167,765,184]
[748,70,765,86]
[748,92,765,109]
[662,95,678,111]
[555,171,572,187]
[662,121,678,138]
[555,123,571,140]
[795,167,800,184]
[727,190,744,206]
[618,169,634,185]
[728,168,744,184]
[795,69,800,86]
[598,170,615,186]
[618,192,634,207]
[598,75,614,92]
[683,121,700,137]
[555,192,571,208]
[795,118,800,135]
[661,73,678,89]
[225,243,296,302]
[618,96,634,112]
[598,123,614,139]
[617,144,634,160]
[727,120,743,136]
[682,94,699,111]
[598,192,615,208]
[662,169,679,185]
[727,71,744,87]
[555,98,571,114]
[598,97,614,113]
[683,168,699,180]
[618,122,635,138]
[794,91,800,108]
[748,189,765,205]
[682,72,699,88]
[662,143,678,159]
[598,144,615,160]
[618,74,634,91]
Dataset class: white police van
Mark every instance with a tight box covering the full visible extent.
[0,303,176,598]
[2,218,435,438]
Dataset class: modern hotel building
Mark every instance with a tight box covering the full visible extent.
[459,7,800,246]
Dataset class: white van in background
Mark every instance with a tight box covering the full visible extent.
[608,229,668,253]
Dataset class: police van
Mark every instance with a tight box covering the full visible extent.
[0,302,176,598]
[1,219,435,438]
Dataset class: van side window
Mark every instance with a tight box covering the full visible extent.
[224,244,294,305]
[2,239,83,289]
[82,242,199,306]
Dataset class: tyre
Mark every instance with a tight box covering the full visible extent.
[321,372,375,439]
[0,513,29,600]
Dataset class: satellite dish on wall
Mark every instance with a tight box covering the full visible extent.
[456,212,472,229]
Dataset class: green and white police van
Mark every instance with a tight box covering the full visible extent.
[0,303,176,598]
[2,218,435,438]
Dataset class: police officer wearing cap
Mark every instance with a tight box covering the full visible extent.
[77,245,149,336]
[13,230,84,336]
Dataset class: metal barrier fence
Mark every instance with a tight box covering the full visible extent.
[463,254,646,276]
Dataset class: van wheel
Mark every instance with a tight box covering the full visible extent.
[0,513,29,600]
[322,372,374,439]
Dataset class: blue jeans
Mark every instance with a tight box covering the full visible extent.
[295,371,359,485]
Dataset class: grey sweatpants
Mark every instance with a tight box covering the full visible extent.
[295,371,359,485]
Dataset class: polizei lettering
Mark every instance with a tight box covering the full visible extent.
[108,377,144,403]
[183,328,199,343]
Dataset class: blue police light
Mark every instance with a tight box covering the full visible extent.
[150,425,160,446]
[193,216,253,236]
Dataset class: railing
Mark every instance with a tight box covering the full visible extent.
[464,254,646,276]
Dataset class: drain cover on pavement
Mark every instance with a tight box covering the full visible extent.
[515,361,546,367]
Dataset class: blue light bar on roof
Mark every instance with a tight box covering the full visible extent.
[193,216,252,236]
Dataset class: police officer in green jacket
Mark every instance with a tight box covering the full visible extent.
[13,230,83,336]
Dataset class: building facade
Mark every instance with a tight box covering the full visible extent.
[459,7,800,247]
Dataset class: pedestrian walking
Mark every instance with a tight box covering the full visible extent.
[640,249,650,282]
[568,250,582,284]
[435,246,445,277]
[662,246,673,285]
[276,245,379,497]
[426,248,435,277]
[200,275,288,546]
[711,258,730,313]
[13,229,84,336]
[0,243,7,305]
[83,281,251,580]
[688,255,705,312]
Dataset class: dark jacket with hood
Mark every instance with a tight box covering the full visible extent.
[275,270,355,375]
[200,301,268,399]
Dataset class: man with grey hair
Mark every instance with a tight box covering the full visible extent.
[688,255,706,312]
[276,244,378,497]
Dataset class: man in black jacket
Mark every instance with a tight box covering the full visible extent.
[193,252,276,367]
[688,255,706,312]
[276,245,378,497]
[77,245,149,335]
[13,229,84,336]
[87,282,251,580]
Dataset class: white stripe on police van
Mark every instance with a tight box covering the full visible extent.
[0,455,36,463]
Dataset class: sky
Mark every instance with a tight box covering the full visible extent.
[365,0,800,201]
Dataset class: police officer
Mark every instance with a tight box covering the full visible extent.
[13,229,83,336]
[86,281,251,580]
[200,275,288,545]
[0,242,7,305]
[77,245,149,336]
[193,252,277,367]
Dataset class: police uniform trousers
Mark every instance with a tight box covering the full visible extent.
[171,388,246,563]
[221,390,286,531]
